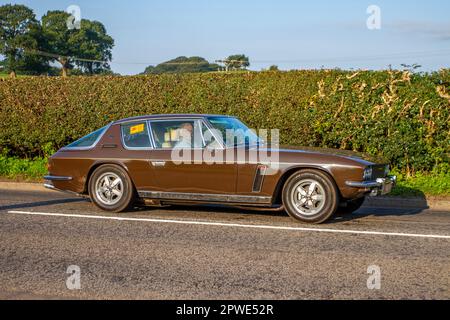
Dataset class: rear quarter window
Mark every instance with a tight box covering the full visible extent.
[65,126,108,149]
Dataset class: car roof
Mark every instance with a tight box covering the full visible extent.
[112,114,234,125]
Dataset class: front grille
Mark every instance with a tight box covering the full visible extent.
[371,164,387,180]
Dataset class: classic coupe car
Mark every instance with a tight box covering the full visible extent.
[44,114,396,224]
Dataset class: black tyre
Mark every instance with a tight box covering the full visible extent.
[282,169,339,224]
[88,164,135,212]
[337,197,365,215]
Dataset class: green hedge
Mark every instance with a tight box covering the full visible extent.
[0,70,449,174]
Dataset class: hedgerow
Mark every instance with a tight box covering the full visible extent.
[0,69,449,174]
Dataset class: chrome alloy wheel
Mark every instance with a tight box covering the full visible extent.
[290,179,326,216]
[95,172,124,205]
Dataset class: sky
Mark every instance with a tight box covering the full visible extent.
[2,0,450,75]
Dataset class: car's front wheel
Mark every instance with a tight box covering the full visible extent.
[282,169,339,224]
[88,164,135,212]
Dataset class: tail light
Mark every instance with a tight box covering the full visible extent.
[47,159,53,172]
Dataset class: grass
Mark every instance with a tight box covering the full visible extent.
[390,171,450,197]
[0,156,448,197]
[0,73,30,78]
[0,156,48,181]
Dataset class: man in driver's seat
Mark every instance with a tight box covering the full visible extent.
[174,122,193,149]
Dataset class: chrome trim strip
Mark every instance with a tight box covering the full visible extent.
[114,115,210,125]
[137,191,272,204]
[44,175,73,181]
[147,120,157,149]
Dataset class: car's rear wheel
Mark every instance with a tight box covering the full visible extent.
[282,169,339,224]
[337,197,365,215]
[88,164,135,212]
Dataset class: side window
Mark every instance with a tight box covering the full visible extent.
[202,122,222,150]
[121,122,152,149]
[150,119,207,149]
[66,126,107,149]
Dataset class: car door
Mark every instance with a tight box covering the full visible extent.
[118,121,158,191]
[147,118,237,195]
[204,116,271,198]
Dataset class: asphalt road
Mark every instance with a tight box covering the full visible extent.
[0,188,449,300]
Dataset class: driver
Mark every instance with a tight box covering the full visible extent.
[174,123,193,149]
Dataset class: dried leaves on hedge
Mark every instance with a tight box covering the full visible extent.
[0,69,449,174]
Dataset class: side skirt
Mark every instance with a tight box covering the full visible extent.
[137,191,272,205]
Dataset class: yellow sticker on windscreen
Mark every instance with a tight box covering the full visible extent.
[130,123,145,135]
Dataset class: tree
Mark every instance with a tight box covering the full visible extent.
[222,54,250,71]
[71,20,114,74]
[21,24,51,75]
[41,10,114,76]
[41,11,74,77]
[20,51,51,75]
[268,65,279,71]
[0,4,43,77]
[142,56,219,74]
[400,63,422,73]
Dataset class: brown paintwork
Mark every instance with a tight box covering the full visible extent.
[47,114,387,207]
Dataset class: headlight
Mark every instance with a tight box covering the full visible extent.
[363,166,373,181]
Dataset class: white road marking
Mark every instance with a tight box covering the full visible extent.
[7,210,450,239]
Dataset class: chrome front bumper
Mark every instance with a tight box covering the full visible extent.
[345,175,397,196]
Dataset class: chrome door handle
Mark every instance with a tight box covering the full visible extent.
[151,161,166,167]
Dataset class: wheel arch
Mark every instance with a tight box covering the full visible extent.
[83,161,131,194]
[272,165,341,205]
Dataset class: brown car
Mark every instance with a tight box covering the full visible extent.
[44,114,396,224]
